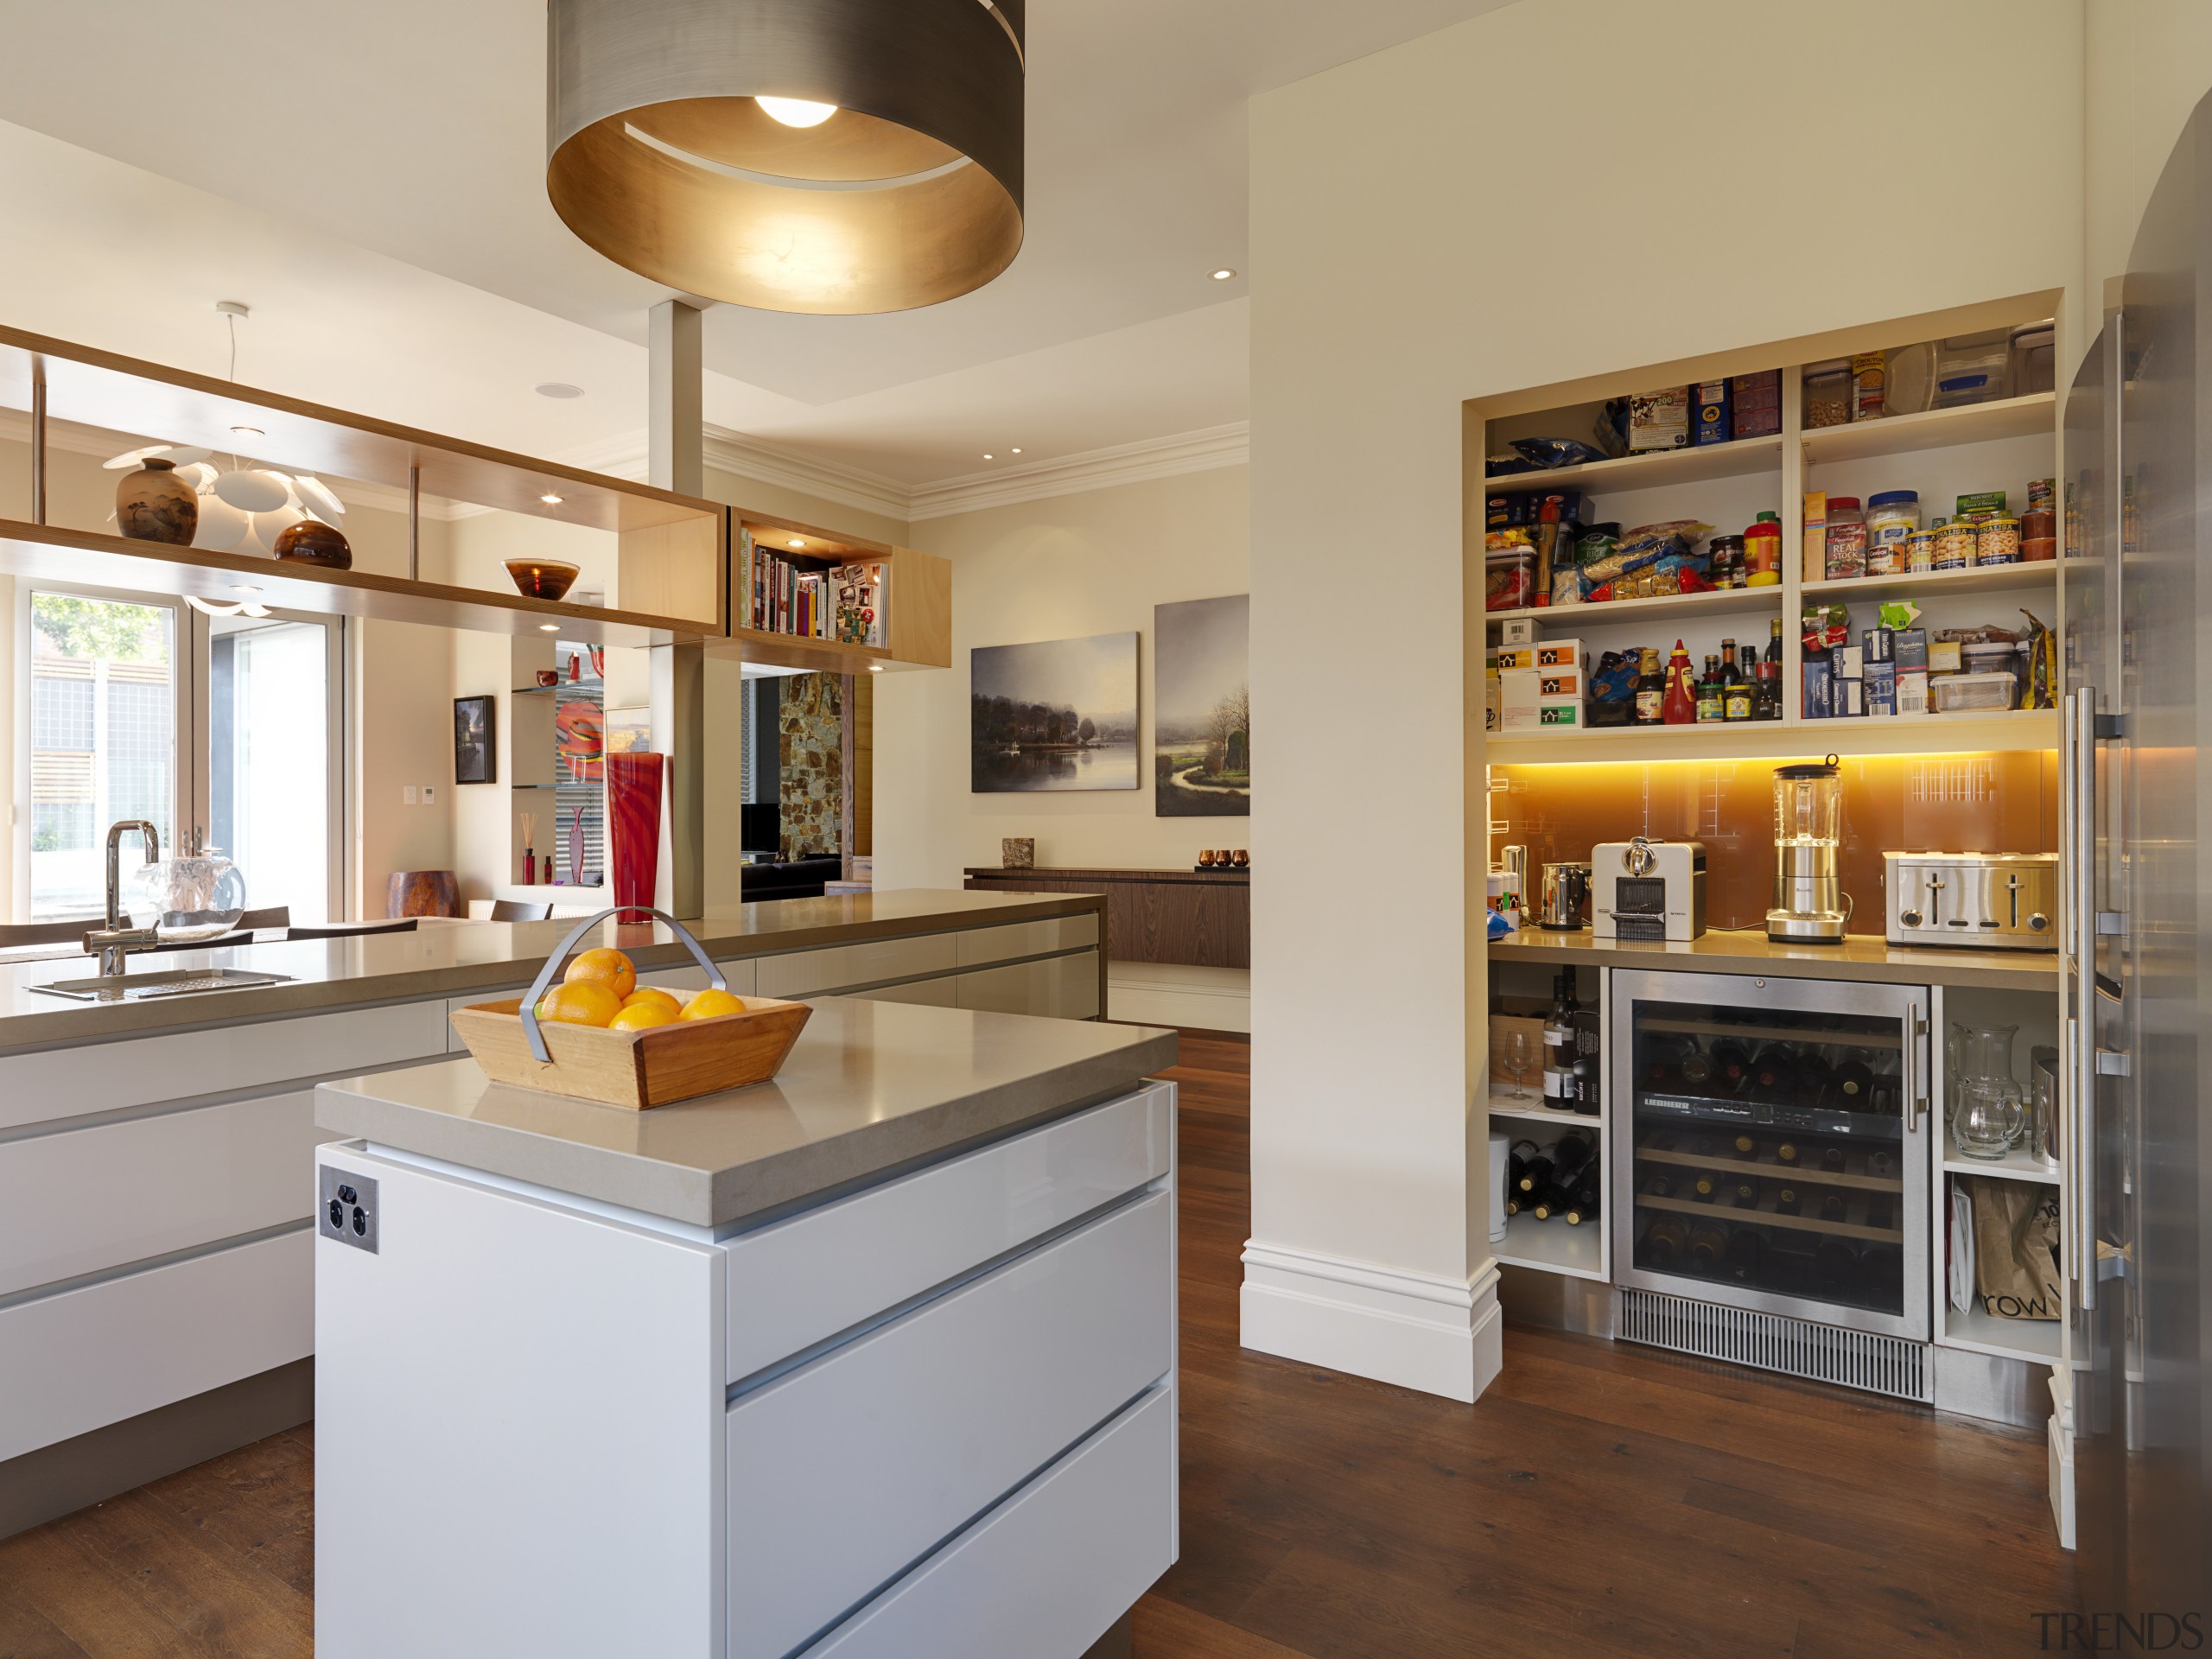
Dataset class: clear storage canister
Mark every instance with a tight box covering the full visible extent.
[1865,490,1919,576]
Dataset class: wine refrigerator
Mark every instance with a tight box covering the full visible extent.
[1610,969,1933,1343]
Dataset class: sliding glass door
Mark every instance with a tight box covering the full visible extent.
[15,585,346,926]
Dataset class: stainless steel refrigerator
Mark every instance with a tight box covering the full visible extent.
[2060,87,2212,1616]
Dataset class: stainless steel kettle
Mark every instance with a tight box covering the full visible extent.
[1535,861,1592,931]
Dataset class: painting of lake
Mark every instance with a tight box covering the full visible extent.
[1154,594,1249,817]
[970,632,1140,792]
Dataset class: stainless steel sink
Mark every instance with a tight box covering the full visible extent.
[29,968,294,1002]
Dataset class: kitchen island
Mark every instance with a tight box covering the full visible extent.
[314,998,1177,1659]
[0,889,1105,1539]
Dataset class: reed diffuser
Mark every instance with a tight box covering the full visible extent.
[519,812,538,886]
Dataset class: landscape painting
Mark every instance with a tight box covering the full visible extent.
[970,632,1140,792]
[1154,594,1249,817]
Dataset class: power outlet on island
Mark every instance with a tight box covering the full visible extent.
[320,1166,380,1255]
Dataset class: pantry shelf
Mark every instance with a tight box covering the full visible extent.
[1493,1211,1607,1281]
[1803,563,2063,605]
[1942,1300,2063,1366]
[1485,585,1785,629]
[1799,393,2056,465]
[1484,435,1783,496]
[1485,707,2061,762]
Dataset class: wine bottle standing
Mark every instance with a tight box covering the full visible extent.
[1757,617,1785,720]
[1722,639,1753,722]
[1541,973,1577,1109]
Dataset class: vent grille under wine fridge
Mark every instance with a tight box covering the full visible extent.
[1618,1288,1933,1403]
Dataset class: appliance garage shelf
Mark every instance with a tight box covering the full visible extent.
[1797,392,2056,465]
[1943,1300,2063,1366]
[1484,584,1785,628]
[1493,1211,1606,1281]
[1942,1144,2063,1185]
[1485,707,2060,761]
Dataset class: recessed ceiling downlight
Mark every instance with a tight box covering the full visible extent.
[1210,268,1236,281]
[536,383,584,399]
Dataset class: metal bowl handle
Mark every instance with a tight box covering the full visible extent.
[519,906,726,1063]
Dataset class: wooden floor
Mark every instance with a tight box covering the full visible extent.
[0,1033,2072,1657]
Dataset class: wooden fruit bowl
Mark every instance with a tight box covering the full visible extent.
[450,994,810,1109]
[448,905,812,1109]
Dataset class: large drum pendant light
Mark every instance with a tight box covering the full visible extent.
[546,0,1025,315]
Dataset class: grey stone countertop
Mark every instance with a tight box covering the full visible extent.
[316,997,1177,1228]
[0,889,1103,1056]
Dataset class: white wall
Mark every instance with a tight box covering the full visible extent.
[2085,1,2212,303]
[1246,0,2088,1402]
[873,467,1249,886]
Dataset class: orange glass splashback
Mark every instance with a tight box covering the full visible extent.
[1492,752,2058,934]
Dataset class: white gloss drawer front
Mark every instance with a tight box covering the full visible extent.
[756,933,958,998]
[726,1190,1173,1659]
[800,1385,1176,1658]
[722,1082,1173,1382]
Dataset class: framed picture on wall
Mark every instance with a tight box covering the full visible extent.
[1154,594,1249,817]
[453,695,495,785]
[970,632,1140,792]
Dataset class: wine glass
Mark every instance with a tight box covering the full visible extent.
[1503,1029,1536,1094]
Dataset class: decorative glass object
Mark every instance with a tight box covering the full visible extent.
[1950,1022,2025,1160]
[606,751,664,912]
[130,829,247,942]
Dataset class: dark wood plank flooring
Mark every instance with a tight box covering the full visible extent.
[0,1033,2071,1656]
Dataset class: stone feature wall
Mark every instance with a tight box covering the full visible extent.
[779,672,842,860]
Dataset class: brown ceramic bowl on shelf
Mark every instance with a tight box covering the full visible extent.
[505,557,581,601]
[274,518,353,569]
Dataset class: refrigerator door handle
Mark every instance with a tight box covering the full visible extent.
[2064,689,2101,1311]
[1903,1005,1926,1133]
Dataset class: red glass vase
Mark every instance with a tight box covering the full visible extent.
[606,751,665,914]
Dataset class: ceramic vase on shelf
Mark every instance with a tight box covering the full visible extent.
[607,751,665,913]
[274,518,352,569]
[115,457,199,545]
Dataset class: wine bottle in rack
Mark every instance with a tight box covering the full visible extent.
[1686,1220,1729,1271]
[1679,1046,1716,1089]
[1818,1192,1848,1224]
[1729,1176,1762,1210]
[1732,1132,1759,1161]
[1812,1237,1859,1293]
[1551,1129,1596,1184]
[1519,1152,1554,1195]
[1723,1229,1765,1283]
[1820,1146,1847,1173]
[1692,1172,1720,1203]
[1776,1140,1801,1166]
[1869,1147,1895,1179]
[1793,1052,1834,1101]
[1541,973,1577,1109]
[1832,1058,1876,1113]
[1642,1173,1679,1199]
[1710,1039,1752,1094]
[1641,1215,1689,1268]
[1749,1045,1796,1099]
[1775,1185,1802,1217]
[1864,1196,1894,1232]
[1562,1183,1601,1226]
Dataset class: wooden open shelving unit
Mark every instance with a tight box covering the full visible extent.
[722,507,951,674]
[0,320,955,671]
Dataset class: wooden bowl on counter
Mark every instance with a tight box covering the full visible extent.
[450,994,810,1109]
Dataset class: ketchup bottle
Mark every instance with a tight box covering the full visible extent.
[1661,639,1697,725]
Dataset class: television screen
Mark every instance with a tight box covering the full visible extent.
[741,802,780,855]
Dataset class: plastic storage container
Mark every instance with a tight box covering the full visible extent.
[2009,321,2056,397]
[1802,359,1852,428]
[1744,512,1783,586]
[1485,546,1538,612]
[1933,330,2012,408]
[1866,490,1920,575]
[1930,671,2019,713]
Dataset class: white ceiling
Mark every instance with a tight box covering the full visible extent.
[0,0,1517,491]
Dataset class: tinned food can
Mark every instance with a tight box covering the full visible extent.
[1932,521,1976,570]
[1904,529,1938,573]
[1975,515,2022,565]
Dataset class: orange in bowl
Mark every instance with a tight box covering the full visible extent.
[621,987,683,1019]
[565,947,637,1001]
[610,1001,679,1033]
[537,979,623,1028]
[681,988,748,1021]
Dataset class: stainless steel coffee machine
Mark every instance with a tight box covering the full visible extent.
[1765,756,1850,944]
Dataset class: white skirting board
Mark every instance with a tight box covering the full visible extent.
[1108,964,1249,1033]
[1239,1240,1501,1403]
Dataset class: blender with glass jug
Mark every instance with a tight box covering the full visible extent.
[1765,756,1851,943]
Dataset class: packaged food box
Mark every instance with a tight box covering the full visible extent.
[1866,659,1898,715]
[1802,657,1833,719]
[1955,490,2008,524]
[1833,675,1866,718]
[1694,379,1732,447]
[1830,645,1865,681]
[1864,628,1895,663]
[1628,387,1690,451]
[1802,491,1828,583]
[1500,700,1583,734]
[1493,639,1586,671]
[1851,352,1887,422]
[1897,669,1930,715]
[1499,617,1536,645]
[1533,668,1584,700]
[1892,628,1929,671]
[1928,639,1963,673]
[1731,370,1782,438]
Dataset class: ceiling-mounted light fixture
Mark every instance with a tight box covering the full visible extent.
[103,303,350,559]
[544,0,1026,314]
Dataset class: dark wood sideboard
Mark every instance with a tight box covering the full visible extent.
[962,866,1250,969]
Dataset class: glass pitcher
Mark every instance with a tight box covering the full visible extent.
[1950,1021,2024,1160]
